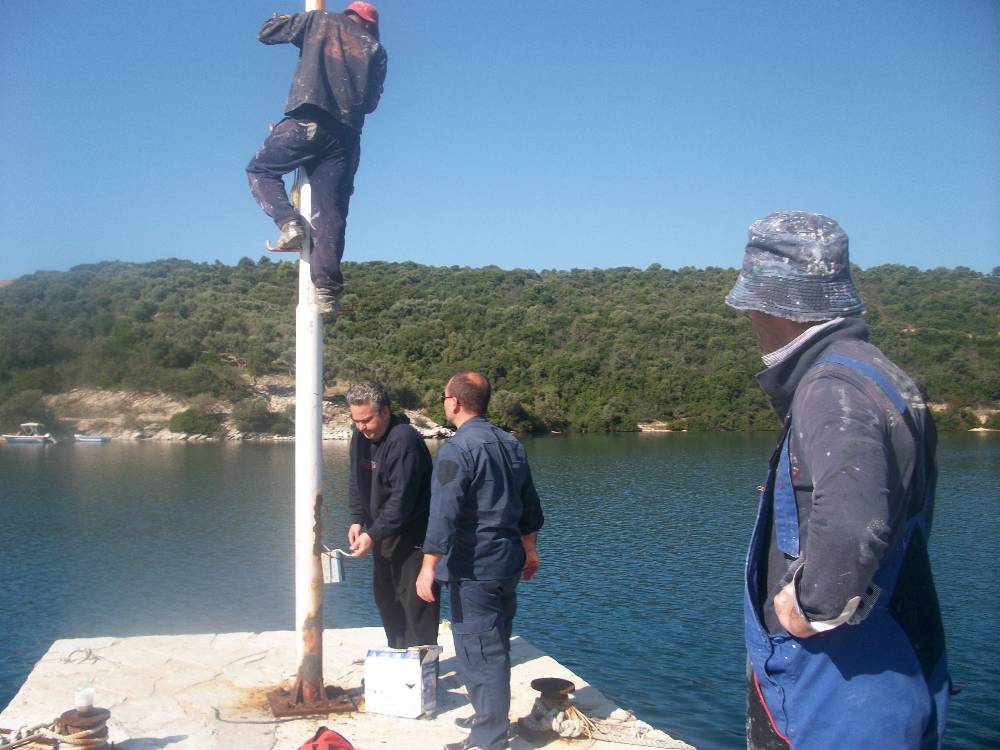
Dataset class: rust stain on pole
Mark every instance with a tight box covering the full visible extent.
[294,492,324,703]
[313,491,324,555]
[294,615,323,704]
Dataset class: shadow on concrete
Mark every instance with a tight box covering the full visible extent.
[117,736,188,749]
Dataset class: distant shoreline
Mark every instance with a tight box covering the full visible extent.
[11,386,996,443]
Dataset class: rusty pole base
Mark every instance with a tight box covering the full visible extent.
[266,685,358,718]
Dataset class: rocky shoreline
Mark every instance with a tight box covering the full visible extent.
[32,381,998,442]
[42,382,453,443]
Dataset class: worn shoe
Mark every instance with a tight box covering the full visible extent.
[442,740,509,750]
[453,715,476,730]
[314,288,340,317]
[275,219,305,250]
[443,742,504,750]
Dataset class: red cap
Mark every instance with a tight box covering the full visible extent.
[345,2,379,24]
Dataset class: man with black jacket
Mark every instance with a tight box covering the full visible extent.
[728,211,949,750]
[346,380,438,648]
[247,2,386,315]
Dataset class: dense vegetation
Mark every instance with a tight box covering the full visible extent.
[1,259,997,433]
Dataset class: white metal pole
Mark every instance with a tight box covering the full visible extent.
[293,0,326,704]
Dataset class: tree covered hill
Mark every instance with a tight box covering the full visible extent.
[1,258,997,433]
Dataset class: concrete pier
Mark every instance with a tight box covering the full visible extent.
[0,626,694,750]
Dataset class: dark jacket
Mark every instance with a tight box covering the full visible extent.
[423,417,544,581]
[259,10,387,132]
[757,317,939,632]
[348,416,432,553]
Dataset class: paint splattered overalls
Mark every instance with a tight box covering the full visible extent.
[745,355,950,749]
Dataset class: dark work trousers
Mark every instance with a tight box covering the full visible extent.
[373,540,440,649]
[246,115,361,296]
[449,576,519,750]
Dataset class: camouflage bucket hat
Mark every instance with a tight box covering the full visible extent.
[725,210,865,322]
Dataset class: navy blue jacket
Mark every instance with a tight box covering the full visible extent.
[423,417,544,581]
[259,10,387,132]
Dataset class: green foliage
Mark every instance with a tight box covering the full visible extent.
[272,407,294,436]
[0,390,54,433]
[0,259,997,433]
[232,398,293,435]
[168,409,222,436]
[983,412,1000,430]
[932,407,981,432]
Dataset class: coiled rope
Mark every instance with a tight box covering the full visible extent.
[1,710,111,750]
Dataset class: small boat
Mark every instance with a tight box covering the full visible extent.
[74,433,112,443]
[2,422,57,445]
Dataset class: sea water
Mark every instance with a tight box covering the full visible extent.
[1,433,997,749]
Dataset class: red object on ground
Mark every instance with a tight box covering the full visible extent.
[296,726,356,750]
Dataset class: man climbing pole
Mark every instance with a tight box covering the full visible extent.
[246,2,387,315]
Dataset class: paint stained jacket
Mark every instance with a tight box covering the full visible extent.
[746,316,949,749]
[258,10,387,132]
[755,316,941,633]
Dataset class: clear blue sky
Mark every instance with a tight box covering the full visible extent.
[2,0,998,281]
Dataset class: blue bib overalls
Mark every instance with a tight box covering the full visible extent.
[745,355,950,749]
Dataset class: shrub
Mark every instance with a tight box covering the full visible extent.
[168,409,221,435]
[932,407,980,432]
[490,390,544,434]
[232,399,273,433]
[232,399,294,435]
[0,390,55,434]
[271,407,294,436]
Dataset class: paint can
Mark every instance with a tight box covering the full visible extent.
[321,547,351,584]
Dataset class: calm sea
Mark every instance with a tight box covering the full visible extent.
[1,433,997,749]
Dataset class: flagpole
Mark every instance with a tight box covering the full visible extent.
[292,0,327,706]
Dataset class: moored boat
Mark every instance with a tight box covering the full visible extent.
[74,433,112,443]
[2,422,57,445]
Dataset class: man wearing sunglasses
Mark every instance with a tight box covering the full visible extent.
[417,371,544,750]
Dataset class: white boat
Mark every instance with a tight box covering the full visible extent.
[2,422,57,445]
[74,433,111,443]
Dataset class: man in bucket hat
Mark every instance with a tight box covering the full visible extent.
[246,2,386,316]
[728,211,950,749]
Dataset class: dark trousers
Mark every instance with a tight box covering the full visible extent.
[373,542,440,649]
[449,576,519,750]
[246,115,361,295]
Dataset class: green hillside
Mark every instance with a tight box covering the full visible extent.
[1,259,997,433]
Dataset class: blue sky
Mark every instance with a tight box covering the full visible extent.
[2,0,998,281]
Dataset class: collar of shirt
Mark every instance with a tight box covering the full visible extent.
[761,318,845,368]
[455,415,488,433]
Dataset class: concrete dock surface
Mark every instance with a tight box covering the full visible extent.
[0,626,694,750]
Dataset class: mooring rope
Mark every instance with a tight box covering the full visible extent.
[39,722,110,748]
[520,697,693,749]
[1,710,111,750]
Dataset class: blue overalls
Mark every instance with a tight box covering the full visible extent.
[745,355,950,749]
